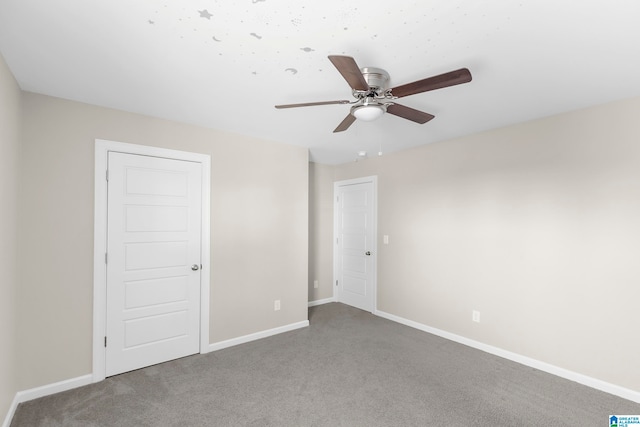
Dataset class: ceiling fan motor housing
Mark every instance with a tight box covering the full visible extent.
[359,67,390,96]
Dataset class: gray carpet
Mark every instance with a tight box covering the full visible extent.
[11,303,640,426]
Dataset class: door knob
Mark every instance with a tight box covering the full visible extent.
[365,251,371,256]
[191,264,200,271]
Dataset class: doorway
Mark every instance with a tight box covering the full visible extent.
[333,176,377,313]
[93,139,211,381]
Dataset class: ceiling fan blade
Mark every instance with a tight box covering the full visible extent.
[328,55,369,92]
[275,100,351,109]
[386,103,435,124]
[390,68,472,98]
[333,114,356,133]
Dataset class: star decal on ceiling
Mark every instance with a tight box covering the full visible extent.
[198,9,213,20]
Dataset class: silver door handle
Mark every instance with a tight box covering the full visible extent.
[191,264,200,271]
[365,251,371,256]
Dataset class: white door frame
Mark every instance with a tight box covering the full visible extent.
[333,175,378,313]
[92,139,211,382]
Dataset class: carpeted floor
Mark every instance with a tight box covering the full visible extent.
[11,303,640,426]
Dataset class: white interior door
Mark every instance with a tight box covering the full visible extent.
[105,152,202,376]
[335,177,376,312]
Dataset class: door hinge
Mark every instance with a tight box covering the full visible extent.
[106,170,109,181]
[336,237,339,245]
[105,253,108,264]
[336,280,338,287]
[104,336,107,347]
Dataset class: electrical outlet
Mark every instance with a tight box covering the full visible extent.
[313,280,318,289]
[472,310,480,323]
[383,235,389,245]
[274,300,281,311]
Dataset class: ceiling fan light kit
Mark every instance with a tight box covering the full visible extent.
[352,103,386,121]
[275,55,472,133]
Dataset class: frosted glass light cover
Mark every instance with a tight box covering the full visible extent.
[352,105,384,121]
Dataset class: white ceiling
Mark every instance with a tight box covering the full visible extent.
[1,0,639,164]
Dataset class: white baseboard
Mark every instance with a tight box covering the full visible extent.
[375,310,640,404]
[3,374,93,427]
[206,320,309,353]
[308,297,335,307]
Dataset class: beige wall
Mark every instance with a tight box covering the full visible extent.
[308,162,335,302]
[0,53,20,420]
[331,97,640,393]
[17,93,308,390]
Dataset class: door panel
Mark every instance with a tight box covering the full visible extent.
[125,168,189,196]
[343,255,366,273]
[343,276,367,296]
[125,205,188,232]
[125,241,189,270]
[124,311,189,348]
[342,233,366,251]
[124,276,188,309]
[106,152,202,377]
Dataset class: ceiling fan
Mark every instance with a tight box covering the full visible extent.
[275,55,472,133]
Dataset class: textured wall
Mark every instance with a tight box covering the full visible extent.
[332,97,640,393]
[17,93,308,390]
